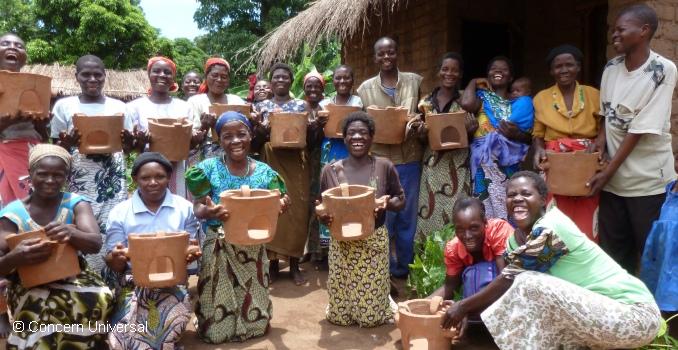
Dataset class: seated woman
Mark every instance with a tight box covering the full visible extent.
[185,112,289,343]
[317,112,405,327]
[104,152,201,349]
[432,198,512,304]
[0,144,113,349]
[441,171,662,349]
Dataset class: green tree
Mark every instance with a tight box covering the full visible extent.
[169,38,208,79]
[0,0,38,39]
[194,0,308,76]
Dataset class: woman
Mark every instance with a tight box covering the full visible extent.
[532,45,601,242]
[313,65,364,256]
[0,144,113,349]
[417,52,474,238]
[441,171,661,349]
[181,70,202,99]
[0,33,49,208]
[254,63,324,285]
[51,54,135,272]
[104,152,200,349]
[253,79,273,103]
[185,112,289,343]
[187,57,246,161]
[318,112,405,327]
[127,56,198,198]
[461,56,533,220]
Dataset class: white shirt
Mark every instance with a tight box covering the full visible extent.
[50,95,129,139]
[600,51,677,196]
[187,93,246,131]
[126,96,193,132]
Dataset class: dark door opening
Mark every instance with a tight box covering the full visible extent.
[461,21,512,87]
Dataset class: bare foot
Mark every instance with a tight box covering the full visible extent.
[290,258,307,286]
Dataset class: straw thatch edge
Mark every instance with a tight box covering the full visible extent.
[241,0,405,73]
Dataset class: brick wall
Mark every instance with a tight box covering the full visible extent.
[608,0,678,152]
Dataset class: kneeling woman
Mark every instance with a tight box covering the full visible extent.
[185,112,289,343]
[0,144,113,349]
[104,152,201,349]
[442,171,662,349]
[318,112,405,327]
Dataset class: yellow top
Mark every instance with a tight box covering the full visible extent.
[532,83,600,141]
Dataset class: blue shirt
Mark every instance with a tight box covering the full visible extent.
[104,189,199,253]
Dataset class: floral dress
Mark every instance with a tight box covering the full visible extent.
[416,88,472,238]
[185,157,286,343]
[0,193,113,350]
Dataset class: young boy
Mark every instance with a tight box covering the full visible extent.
[357,37,423,278]
[432,198,513,301]
[509,77,532,100]
[588,4,677,273]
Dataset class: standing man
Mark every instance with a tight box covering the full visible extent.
[357,37,423,278]
[588,4,677,273]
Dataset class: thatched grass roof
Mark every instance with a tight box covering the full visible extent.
[23,64,148,101]
[246,0,404,71]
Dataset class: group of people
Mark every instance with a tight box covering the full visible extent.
[0,3,675,349]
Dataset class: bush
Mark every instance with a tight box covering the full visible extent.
[407,224,455,298]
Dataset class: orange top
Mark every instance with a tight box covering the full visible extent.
[444,218,513,276]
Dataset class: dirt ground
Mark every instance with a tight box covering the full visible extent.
[0,263,498,350]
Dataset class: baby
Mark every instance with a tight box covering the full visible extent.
[509,77,532,99]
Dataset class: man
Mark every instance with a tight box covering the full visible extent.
[357,37,423,278]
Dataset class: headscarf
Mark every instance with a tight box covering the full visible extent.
[28,144,72,172]
[147,56,179,94]
[198,57,231,94]
[215,111,252,137]
[131,152,173,177]
[303,71,325,88]
[545,45,583,67]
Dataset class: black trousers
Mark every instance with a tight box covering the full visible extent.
[598,190,665,274]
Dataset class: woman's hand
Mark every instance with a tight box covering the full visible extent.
[134,128,150,152]
[190,129,207,149]
[279,194,291,214]
[200,112,217,131]
[586,168,612,197]
[108,243,129,273]
[186,239,202,263]
[203,197,229,221]
[315,199,333,226]
[440,300,467,330]
[374,195,390,218]
[43,222,76,244]
[57,128,81,150]
[464,113,478,135]
[6,238,54,267]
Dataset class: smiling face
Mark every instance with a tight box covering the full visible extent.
[0,34,27,72]
[550,53,580,88]
[148,60,176,94]
[453,206,487,254]
[344,120,372,158]
[612,13,648,54]
[206,64,230,95]
[439,58,462,89]
[333,67,354,96]
[76,61,106,98]
[271,68,292,96]
[30,157,68,199]
[487,59,512,89]
[253,80,272,102]
[220,121,251,162]
[506,176,546,232]
[182,72,201,97]
[304,77,324,104]
[134,162,170,203]
[374,39,398,73]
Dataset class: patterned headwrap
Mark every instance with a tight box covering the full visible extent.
[147,56,179,94]
[215,111,252,136]
[28,144,72,172]
[198,57,231,94]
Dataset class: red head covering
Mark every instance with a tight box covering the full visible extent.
[147,56,179,94]
[198,57,231,94]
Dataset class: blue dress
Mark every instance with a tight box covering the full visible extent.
[640,180,678,312]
